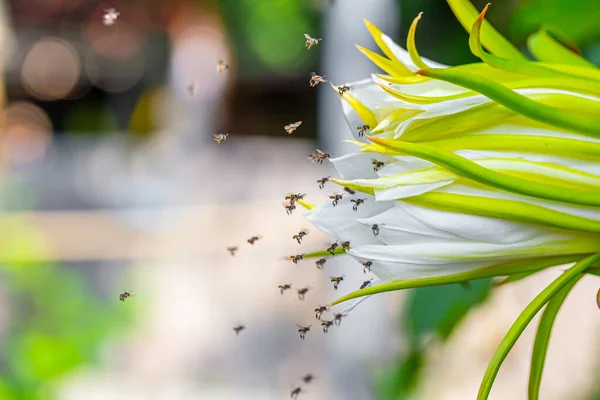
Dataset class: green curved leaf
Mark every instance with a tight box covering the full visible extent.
[528,28,597,68]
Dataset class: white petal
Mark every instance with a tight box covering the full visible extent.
[330,152,394,180]
[374,180,453,201]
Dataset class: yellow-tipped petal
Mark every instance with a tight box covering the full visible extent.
[407,12,429,70]
[355,45,407,77]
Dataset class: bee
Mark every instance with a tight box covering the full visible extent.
[314,305,328,319]
[285,193,306,203]
[296,324,312,339]
[290,254,305,264]
[226,246,239,256]
[329,193,344,207]
[315,258,327,269]
[327,242,339,256]
[351,198,366,211]
[279,284,292,294]
[309,149,332,164]
[233,325,246,335]
[309,72,328,87]
[119,290,133,302]
[103,8,120,26]
[343,187,356,195]
[333,312,347,326]
[360,279,374,290]
[290,386,304,399]
[340,241,351,252]
[217,60,229,73]
[247,235,262,245]
[297,287,311,300]
[302,373,316,384]
[317,176,331,189]
[293,228,310,244]
[372,224,380,236]
[304,34,322,50]
[284,121,302,135]
[362,261,373,273]
[284,201,296,215]
[337,85,351,95]
[357,125,370,137]
[372,159,385,171]
[329,275,346,290]
[320,319,334,333]
[213,133,229,144]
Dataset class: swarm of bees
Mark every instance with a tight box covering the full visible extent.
[227,246,238,256]
[279,284,292,294]
[103,8,120,26]
[327,242,339,255]
[351,198,366,211]
[289,254,305,264]
[357,125,370,137]
[372,224,380,236]
[296,324,311,339]
[309,72,328,87]
[315,258,327,269]
[317,176,331,189]
[213,133,229,144]
[360,279,374,290]
[329,275,346,290]
[284,121,302,135]
[119,290,133,302]
[362,261,373,273]
[233,325,246,335]
[297,287,311,300]
[217,60,229,73]
[372,159,385,171]
[304,34,322,49]
[337,85,351,95]
[247,235,262,245]
[308,149,331,164]
[320,319,334,333]
[314,305,328,319]
[293,229,310,244]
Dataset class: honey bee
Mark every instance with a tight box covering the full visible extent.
[333,312,347,326]
[337,85,351,95]
[226,246,238,256]
[296,324,312,339]
[314,305,328,319]
[320,319,334,333]
[217,60,229,73]
[362,261,373,273]
[213,133,229,144]
[290,254,305,264]
[279,284,292,294]
[315,258,327,269]
[360,279,374,290]
[103,8,120,26]
[297,287,311,300]
[302,373,315,384]
[372,159,385,171]
[343,187,356,195]
[284,201,296,215]
[284,121,302,134]
[247,235,262,245]
[119,290,133,302]
[340,241,351,251]
[351,198,366,211]
[357,125,370,137]
[233,325,246,335]
[293,228,310,244]
[290,386,304,399]
[329,275,346,290]
[309,149,332,164]
[285,193,306,203]
[330,193,344,207]
[327,242,339,255]
[309,72,328,87]
[317,176,331,189]
[372,224,380,236]
[304,34,322,49]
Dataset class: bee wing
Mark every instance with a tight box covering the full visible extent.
[310,72,316,76]
[304,33,311,39]
[294,121,302,127]
[296,324,306,329]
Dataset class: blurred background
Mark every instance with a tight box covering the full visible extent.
[0,0,598,399]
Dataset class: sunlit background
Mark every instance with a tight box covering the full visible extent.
[0,0,598,399]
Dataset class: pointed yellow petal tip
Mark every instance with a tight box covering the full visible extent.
[329,178,350,187]
[476,3,491,24]
[407,12,428,70]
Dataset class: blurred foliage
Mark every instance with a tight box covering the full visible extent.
[0,216,132,399]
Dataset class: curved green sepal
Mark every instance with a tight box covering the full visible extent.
[407,12,428,70]
[303,247,347,259]
[494,270,538,287]
[363,19,411,75]
[356,45,407,77]
[528,27,597,69]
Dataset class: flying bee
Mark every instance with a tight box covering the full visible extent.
[343,187,356,195]
[284,201,296,215]
[315,258,327,269]
[340,241,351,252]
[320,319,334,333]
[351,198,366,211]
[327,242,339,256]
[290,386,304,399]
[317,176,331,189]
[297,287,311,300]
[357,124,370,137]
[279,284,292,294]
[296,324,312,339]
[372,159,385,171]
[226,246,239,256]
[290,254,305,264]
[309,72,328,87]
[233,325,246,335]
[103,8,120,26]
[314,305,328,319]
[360,279,374,290]
[362,261,373,273]
[337,85,351,95]
[309,149,332,164]
[302,373,316,384]
[284,121,302,134]
[329,275,346,290]
[372,224,380,236]
[333,312,347,326]
[304,33,322,49]
[119,290,133,302]
[213,133,229,144]
[330,193,344,207]
[247,235,262,245]
[285,193,306,202]
[293,228,310,244]
[217,59,229,73]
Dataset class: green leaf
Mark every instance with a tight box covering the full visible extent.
[477,253,600,400]
[528,277,579,400]
[528,28,597,68]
